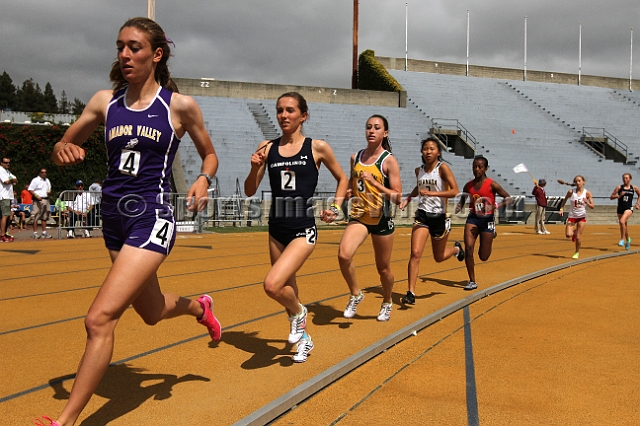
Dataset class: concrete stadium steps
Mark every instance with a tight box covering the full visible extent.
[179,96,266,196]
[389,70,630,201]
[505,81,640,162]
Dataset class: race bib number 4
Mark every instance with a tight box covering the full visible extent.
[150,218,174,248]
[119,149,141,176]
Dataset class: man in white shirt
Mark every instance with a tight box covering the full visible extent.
[67,180,95,238]
[0,157,18,242]
[28,168,53,239]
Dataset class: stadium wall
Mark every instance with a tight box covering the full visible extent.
[377,56,640,91]
[173,78,407,107]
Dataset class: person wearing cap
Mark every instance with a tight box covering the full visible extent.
[532,178,550,235]
[66,180,95,238]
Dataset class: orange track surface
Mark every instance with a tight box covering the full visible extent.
[1,224,637,425]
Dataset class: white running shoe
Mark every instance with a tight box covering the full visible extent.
[377,302,392,322]
[544,230,551,235]
[288,304,307,344]
[67,230,74,239]
[343,291,364,318]
[292,335,314,363]
[464,281,478,291]
[83,229,91,238]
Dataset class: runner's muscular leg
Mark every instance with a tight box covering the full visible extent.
[264,236,315,315]
[338,222,370,296]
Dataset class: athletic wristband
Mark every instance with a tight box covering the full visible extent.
[406,196,412,202]
[329,203,340,215]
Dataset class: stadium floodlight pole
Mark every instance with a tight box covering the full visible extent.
[524,16,527,81]
[148,0,155,21]
[578,22,582,86]
[630,28,633,92]
[466,9,470,77]
[404,2,408,71]
[352,0,358,89]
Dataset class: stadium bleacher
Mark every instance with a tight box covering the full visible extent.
[180,96,471,199]
[388,70,637,201]
[173,71,639,204]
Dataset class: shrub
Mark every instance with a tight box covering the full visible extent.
[358,49,404,92]
[0,123,107,199]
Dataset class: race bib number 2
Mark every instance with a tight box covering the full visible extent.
[281,170,296,191]
[305,226,317,245]
[119,149,141,176]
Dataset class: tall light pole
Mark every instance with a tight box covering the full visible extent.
[352,0,358,89]
[148,0,155,20]
[524,16,527,81]
[630,28,634,91]
[578,22,582,86]
[405,2,408,71]
[466,10,470,76]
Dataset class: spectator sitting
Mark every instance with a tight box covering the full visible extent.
[55,197,68,228]
[67,180,95,238]
[20,183,33,205]
[10,190,28,230]
[20,183,33,225]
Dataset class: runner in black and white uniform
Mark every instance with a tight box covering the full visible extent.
[610,173,640,250]
[266,136,318,246]
[399,137,464,305]
[244,92,348,363]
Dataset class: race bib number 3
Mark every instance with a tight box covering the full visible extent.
[120,149,141,176]
[281,170,296,191]
[150,218,174,248]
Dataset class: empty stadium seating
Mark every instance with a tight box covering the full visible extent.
[389,70,637,202]
[179,72,638,205]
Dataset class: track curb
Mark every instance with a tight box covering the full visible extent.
[234,249,639,426]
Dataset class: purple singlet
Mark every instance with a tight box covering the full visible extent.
[103,86,179,203]
[101,86,180,254]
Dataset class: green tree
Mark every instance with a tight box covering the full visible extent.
[16,78,44,112]
[71,97,86,115]
[58,90,69,114]
[42,82,58,113]
[0,71,17,110]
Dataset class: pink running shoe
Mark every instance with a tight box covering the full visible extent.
[197,294,221,341]
[34,416,60,426]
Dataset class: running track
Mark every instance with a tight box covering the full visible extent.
[1,224,637,425]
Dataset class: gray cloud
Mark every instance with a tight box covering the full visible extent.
[1,0,638,104]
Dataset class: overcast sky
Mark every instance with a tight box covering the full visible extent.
[1,1,638,104]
